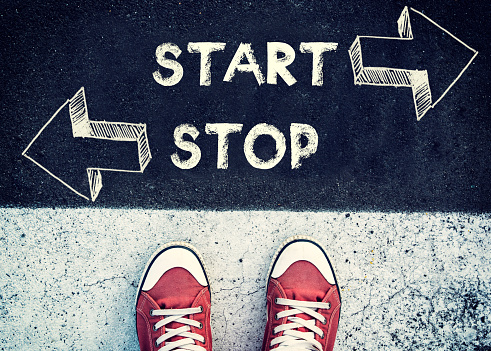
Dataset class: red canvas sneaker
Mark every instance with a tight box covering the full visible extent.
[136,242,212,351]
[262,236,341,351]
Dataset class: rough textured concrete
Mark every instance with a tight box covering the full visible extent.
[1,209,490,350]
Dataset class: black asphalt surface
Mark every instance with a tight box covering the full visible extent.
[1,0,489,210]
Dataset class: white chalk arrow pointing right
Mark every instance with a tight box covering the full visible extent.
[348,6,478,120]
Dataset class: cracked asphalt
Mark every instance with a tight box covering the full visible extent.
[1,209,490,350]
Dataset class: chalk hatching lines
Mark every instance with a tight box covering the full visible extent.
[22,87,151,201]
[348,6,478,120]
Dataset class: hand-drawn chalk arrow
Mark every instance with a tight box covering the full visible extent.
[348,6,478,120]
[22,87,152,201]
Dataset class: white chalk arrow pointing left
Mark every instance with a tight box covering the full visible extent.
[22,87,152,201]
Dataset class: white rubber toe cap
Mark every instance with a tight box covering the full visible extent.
[271,240,336,285]
[142,246,208,291]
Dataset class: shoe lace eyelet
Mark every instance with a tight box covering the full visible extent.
[321,332,325,339]
[274,314,279,321]
[155,341,159,347]
[274,298,278,304]
[322,318,327,325]
[153,324,158,332]
[199,306,203,313]
[149,309,154,316]
[198,322,203,329]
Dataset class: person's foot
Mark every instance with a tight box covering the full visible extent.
[262,235,341,351]
[136,242,211,351]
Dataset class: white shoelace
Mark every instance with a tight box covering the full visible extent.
[270,298,331,351]
[151,306,206,351]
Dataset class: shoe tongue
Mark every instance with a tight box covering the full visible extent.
[149,267,204,309]
[278,260,330,302]
[147,267,204,344]
[155,290,195,310]
[283,287,325,330]
[284,286,326,302]
[276,261,331,332]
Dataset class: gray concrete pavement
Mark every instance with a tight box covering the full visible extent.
[1,209,490,350]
